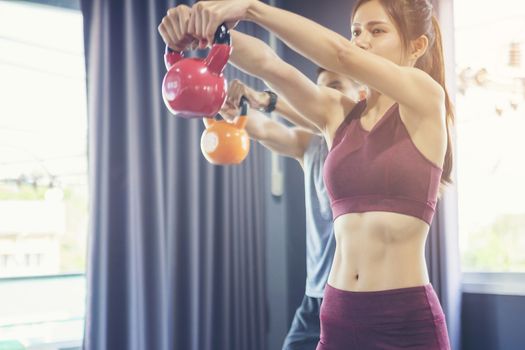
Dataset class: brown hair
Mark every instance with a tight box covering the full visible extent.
[352,0,454,186]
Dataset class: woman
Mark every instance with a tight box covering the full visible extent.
[159,0,453,348]
[220,74,359,350]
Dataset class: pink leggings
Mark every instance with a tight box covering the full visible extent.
[317,284,451,350]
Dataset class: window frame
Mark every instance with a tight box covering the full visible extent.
[462,272,525,296]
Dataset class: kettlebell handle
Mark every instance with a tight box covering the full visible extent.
[203,116,216,128]
[239,96,249,116]
[235,96,249,129]
[210,97,249,128]
[213,23,231,45]
[165,23,230,54]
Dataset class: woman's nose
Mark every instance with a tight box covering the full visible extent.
[354,32,371,50]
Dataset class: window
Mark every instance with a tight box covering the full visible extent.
[0,0,87,277]
[0,0,86,347]
[455,0,525,273]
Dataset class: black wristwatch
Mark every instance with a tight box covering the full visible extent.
[262,90,278,113]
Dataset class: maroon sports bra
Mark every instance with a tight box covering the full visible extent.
[323,100,442,225]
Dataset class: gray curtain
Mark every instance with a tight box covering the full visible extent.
[427,197,462,350]
[81,1,268,349]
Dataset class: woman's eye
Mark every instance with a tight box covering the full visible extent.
[372,29,384,34]
[352,30,360,37]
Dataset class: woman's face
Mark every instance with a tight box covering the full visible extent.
[351,0,409,66]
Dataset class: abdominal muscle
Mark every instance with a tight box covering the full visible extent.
[327,211,431,292]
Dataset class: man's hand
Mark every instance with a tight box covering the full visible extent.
[220,79,269,121]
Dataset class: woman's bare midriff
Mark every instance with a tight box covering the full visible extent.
[327,211,431,292]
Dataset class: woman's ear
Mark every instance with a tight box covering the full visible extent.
[410,35,429,60]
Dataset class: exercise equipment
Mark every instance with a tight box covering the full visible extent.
[200,97,250,165]
[162,24,231,118]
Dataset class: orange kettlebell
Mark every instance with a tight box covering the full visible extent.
[201,97,250,165]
